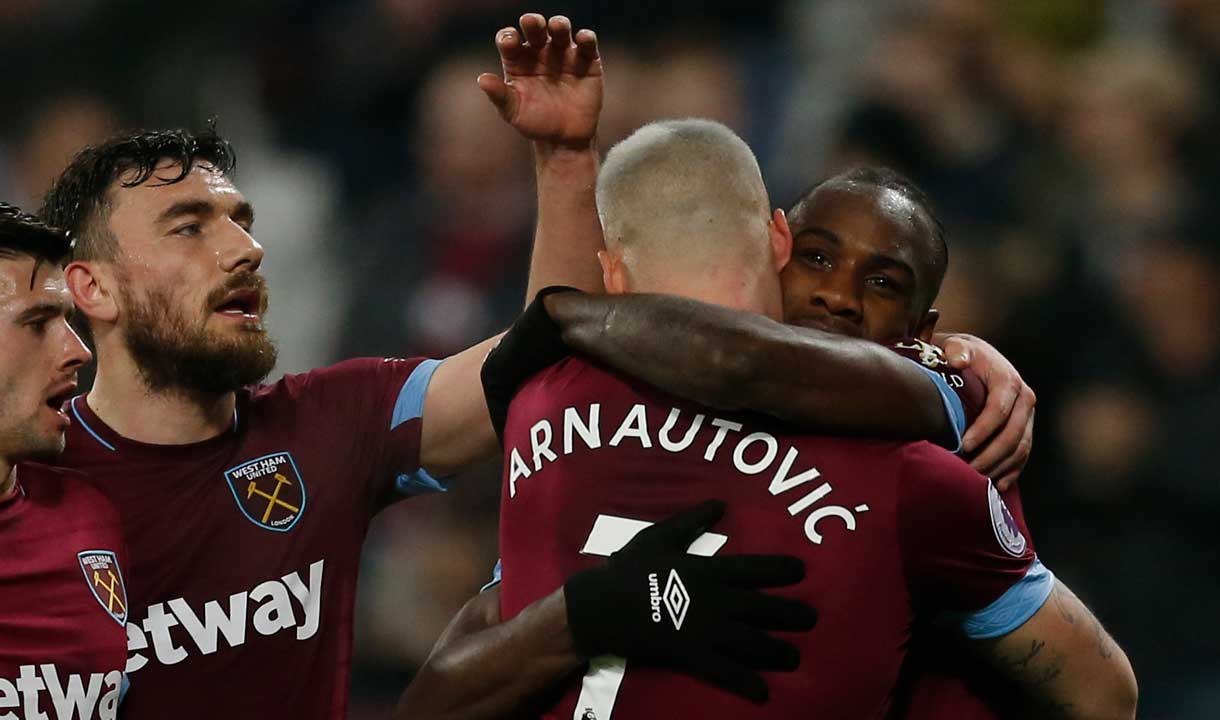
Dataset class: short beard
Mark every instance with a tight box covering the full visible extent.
[0,389,65,463]
[121,282,278,396]
[0,428,65,464]
[20,434,66,462]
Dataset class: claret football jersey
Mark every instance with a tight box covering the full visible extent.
[59,357,443,719]
[887,338,1033,719]
[497,356,1052,720]
[0,463,129,720]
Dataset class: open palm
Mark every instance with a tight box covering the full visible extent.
[478,14,603,148]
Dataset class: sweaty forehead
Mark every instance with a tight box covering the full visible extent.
[111,163,243,215]
[0,257,69,310]
[793,184,932,264]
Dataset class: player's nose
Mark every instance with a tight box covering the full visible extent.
[810,273,862,320]
[59,320,92,372]
[218,223,265,274]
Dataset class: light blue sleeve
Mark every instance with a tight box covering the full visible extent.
[480,559,502,592]
[390,359,449,497]
[956,559,1056,639]
[911,362,967,454]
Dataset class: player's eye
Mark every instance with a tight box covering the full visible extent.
[798,249,831,268]
[866,274,904,295]
[25,318,50,335]
[172,222,202,237]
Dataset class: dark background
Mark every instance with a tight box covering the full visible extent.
[3,1,1217,716]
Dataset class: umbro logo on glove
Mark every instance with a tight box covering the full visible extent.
[648,569,690,630]
[564,500,818,703]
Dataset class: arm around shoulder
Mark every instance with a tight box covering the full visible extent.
[548,292,950,439]
[394,587,582,720]
[896,448,1136,719]
[974,579,1137,719]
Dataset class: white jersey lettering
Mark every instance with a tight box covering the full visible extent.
[125,559,324,671]
[506,404,870,548]
[0,666,121,720]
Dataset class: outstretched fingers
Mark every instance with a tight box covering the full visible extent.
[573,28,600,74]
[476,73,512,115]
[547,15,573,52]
[519,12,549,51]
[720,587,819,632]
[628,500,726,553]
[495,26,525,66]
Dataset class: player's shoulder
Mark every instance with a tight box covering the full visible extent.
[895,441,988,495]
[249,356,431,404]
[17,462,118,518]
[519,356,633,395]
[888,337,986,423]
[889,337,952,371]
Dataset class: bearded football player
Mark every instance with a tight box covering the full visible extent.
[0,203,128,720]
[31,14,831,718]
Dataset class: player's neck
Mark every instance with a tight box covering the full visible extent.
[88,354,237,445]
[0,463,15,500]
[658,271,780,319]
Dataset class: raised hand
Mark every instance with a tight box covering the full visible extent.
[477,13,603,149]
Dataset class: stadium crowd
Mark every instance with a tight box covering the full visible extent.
[0,0,1216,717]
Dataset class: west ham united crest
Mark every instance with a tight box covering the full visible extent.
[78,550,128,626]
[224,452,307,532]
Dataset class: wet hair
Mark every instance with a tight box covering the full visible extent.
[0,202,72,287]
[789,166,948,309]
[40,124,236,262]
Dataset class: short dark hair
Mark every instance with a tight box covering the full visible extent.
[40,125,236,262]
[789,166,948,310]
[0,202,72,287]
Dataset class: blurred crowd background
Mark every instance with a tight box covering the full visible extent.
[2,0,1217,716]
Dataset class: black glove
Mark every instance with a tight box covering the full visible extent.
[564,500,818,703]
[481,286,583,443]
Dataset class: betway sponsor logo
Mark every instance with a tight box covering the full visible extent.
[125,560,324,672]
[0,665,122,720]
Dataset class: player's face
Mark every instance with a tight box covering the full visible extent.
[104,163,277,393]
[781,186,932,343]
[0,258,91,461]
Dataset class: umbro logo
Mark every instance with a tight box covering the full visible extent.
[662,569,690,630]
[647,569,691,630]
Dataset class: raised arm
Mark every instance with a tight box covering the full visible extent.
[478,13,606,300]
[418,13,606,472]
[545,291,954,443]
[975,580,1137,719]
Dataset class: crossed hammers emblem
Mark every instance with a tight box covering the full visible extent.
[247,472,300,523]
[92,569,126,615]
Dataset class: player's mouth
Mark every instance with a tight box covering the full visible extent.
[212,288,264,323]
[44,381,77,428]
[790,314,863,338]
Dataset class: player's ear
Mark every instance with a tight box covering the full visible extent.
[66,261,119,324]
[769,208,793,272]
[597,250,628,294]
[916,308,940,341]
